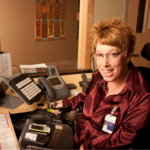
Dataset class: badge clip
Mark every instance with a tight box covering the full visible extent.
[102,106,117,134]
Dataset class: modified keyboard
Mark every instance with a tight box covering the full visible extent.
[13,109,55,132]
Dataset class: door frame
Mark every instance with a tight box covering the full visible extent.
[77,0,94,69]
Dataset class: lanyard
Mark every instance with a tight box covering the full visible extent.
[111,106,117,115]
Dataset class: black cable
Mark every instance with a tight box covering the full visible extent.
[0,75,11,81]
[12,65,22,73]
[11,65,28,77]
[0,75,18,89]
[90,53,106,89]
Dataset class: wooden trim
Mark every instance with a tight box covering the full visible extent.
[27,69,92,78]
[77,0,94,69]
[143,0,149,33]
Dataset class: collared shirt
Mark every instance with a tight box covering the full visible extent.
[63,61,150,149]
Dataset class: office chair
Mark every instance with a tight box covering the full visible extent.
[141,43,150,61]
[133,43,150,149]
[137,43,150,90]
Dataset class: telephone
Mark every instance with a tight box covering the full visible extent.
[38,65,70,102]
[46,65,60,77]
[3,73,43,105]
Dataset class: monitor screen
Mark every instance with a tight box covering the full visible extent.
[50,68,57,76]
[48,77,61,86]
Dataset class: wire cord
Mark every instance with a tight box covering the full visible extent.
[90,55,106,89]
[0,75,11,81]
[12,65,22,73]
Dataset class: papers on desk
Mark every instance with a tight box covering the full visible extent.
[20,63,47,74]
[0,113,17,150]
[0,53,12,83]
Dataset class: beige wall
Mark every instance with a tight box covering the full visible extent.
[0,0,78,66]
[93,0,129,23]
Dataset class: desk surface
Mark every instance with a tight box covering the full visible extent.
[0,73,92,150]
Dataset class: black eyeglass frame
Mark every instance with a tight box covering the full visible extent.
[90,50,123,59]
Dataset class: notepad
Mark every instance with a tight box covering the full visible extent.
[0,113,17,150]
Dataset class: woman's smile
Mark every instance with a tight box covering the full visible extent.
[95,42,129,83]
[102,69,114,77]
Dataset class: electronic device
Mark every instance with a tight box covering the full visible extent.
[29,123,50,133]
[81,73,89,82]
[26,145,50,150]
[19,119,73,149]
[66,83,77,89]
[38,65,70,101]
[52,113,65,124]
[3,73,43,105]
[46,65,60,77]
[79,73,90,92]
[24,131,49,145]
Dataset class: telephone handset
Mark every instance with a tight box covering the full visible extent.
[3,73,43,105]
[38,65,70,101]
[38,77,56,101]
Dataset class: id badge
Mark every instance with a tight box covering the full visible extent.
[102,114,116,134]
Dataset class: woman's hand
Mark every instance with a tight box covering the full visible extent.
[54,101,63,115]
[79,145,84,150]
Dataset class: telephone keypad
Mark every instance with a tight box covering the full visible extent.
[16,77,32,89]
[19,79,41,100]
[7,73,43,105]
[54,86,70,97]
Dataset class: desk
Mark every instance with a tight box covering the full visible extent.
[0,73,92,150]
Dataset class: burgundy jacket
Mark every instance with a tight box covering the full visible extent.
[63,62,150,149]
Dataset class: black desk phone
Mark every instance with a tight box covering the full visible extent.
[3,73,43,105]
[38,65,70,101]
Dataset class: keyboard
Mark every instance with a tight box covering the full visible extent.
[13,109,55,132]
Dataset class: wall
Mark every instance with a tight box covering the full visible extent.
[128,0,150,68]
[0,0,78,66]
[93,0,129,23]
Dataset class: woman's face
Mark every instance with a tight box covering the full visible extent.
[95,42,129,82]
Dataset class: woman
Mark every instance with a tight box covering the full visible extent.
[55,18,150,149]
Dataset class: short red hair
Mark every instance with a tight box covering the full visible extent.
[90,18,136,57]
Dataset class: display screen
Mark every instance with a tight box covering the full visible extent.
[31,125,44,130]
[50,68,57,76]
[49,77,62,86]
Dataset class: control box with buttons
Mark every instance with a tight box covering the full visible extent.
[8,73,43,105]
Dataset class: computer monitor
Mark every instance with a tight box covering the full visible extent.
[0,81,23,109]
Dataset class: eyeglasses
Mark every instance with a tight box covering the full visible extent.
[92,50,123,60]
